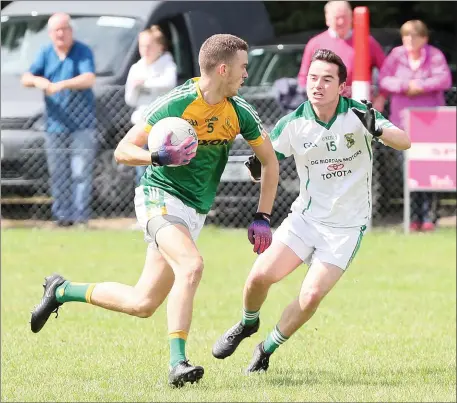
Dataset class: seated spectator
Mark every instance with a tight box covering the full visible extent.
[125,26,178,185]
[379,19,452,232]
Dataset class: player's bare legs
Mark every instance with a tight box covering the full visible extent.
[89,244,174,316]
[30,221,204,387]
[243,241,304,311]
[157,224,203,334]
[276,260,343,336]
[245,259,343,373]
[155,223,205,386]
[30,244,174,335]
[212,241,302,359]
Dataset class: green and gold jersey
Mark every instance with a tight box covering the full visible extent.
[140,78,264,214]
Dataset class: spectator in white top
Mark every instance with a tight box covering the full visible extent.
[125,26,178,184]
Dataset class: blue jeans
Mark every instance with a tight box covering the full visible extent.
[411,192,434,223]
[44,130,98,223]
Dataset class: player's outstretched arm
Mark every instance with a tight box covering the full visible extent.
[250,133,279,216]
[246,133,279,254]
[351,100,411,151]
[376,126,411,151]
[114,123,151,166]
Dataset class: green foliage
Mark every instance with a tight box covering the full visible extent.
[264,1,457,36]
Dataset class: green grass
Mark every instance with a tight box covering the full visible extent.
[1,226,456,402]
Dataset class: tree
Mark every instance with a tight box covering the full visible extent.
[264,1,457,36]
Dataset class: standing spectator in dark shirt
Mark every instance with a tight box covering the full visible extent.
[21,13,97,227]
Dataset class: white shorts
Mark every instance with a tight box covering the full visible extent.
[273,211,366,270]
[134,185,206,246]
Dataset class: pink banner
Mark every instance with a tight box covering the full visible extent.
[405,107,457,191]
[408,161,456,190]
[407,107,457,143]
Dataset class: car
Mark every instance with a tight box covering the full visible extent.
[0,0,275,218]
[212,28,457,227]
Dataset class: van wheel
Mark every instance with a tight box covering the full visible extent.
[92,149,135,217]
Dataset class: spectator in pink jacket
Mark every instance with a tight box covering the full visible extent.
[297,1,386,111]
[379,19,452,232]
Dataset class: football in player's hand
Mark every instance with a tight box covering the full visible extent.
[148,117,198,167]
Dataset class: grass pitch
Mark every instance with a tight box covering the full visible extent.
[1,226,456,402]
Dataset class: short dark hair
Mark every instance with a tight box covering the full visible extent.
[310,49,348,84]
[198,34,248,73]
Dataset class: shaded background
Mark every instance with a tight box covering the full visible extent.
[2,1,457,35]
[265,1,457,35]
[1,1,455,228]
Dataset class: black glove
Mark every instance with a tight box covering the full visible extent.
[351,100,383,137]
[244,154,261,183]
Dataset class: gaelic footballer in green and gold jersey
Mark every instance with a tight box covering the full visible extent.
[28,34,279,390]
[140,77,264,214]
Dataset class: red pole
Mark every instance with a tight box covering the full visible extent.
[352,6,371,101]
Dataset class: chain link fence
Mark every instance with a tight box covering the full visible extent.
[1,85,456,228]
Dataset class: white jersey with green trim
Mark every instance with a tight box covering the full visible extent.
[270,97,397,228]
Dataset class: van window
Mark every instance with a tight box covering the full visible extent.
[245,48,302,87]
[1,15,142,76]
[259,50,302,85]
[245,49,274,87]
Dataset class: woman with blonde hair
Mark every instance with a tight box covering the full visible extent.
[379,20,452,232]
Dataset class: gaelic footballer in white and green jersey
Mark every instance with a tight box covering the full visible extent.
[270,96,397,228]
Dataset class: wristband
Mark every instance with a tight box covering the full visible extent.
[151,151,162,167]
[254,212,271,224]
[373,127,383,138]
